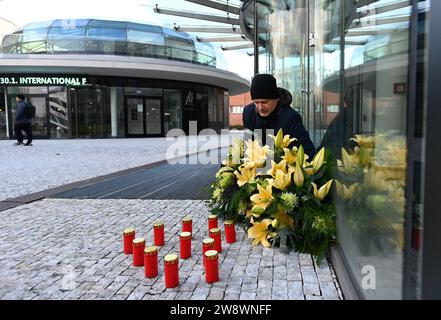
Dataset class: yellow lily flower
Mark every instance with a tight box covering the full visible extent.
[250,182,274,214]
[303,161,315,176]
[234,166,257,187]
[335,180,358,200]
[293,162,304,187]
[271,169,292,191]
[244,140,270,167]
[311,147,325,173]
[271,205,294,230]
[364,169,392,192]
[247,218,277,248]
[337,148,358,174]
[311,180,334,201]
[350,135,375,149]
[269,129,296,149]
[282,147,297,165]
[267,160,288,177]
[297,145,305,167]
[229,138,244,165]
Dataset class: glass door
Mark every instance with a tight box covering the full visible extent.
[8,94,49,138]
[126,97,144,135]
[145,98,162,135]
[126,97,163,136]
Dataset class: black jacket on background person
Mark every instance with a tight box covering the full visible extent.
[16,100,32,124]
[242,88,316,159]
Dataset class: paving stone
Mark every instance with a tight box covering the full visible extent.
[223,293,240,300]
[305,295,324,300]
[303,282,321,296]
[0,198,342,300]
[207,289,225,300]
[288,281,304,300]
[239,292,256,300]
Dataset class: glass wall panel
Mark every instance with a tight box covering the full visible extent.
[7,87,49,137]
[321,0,410,300]
[127,97,144,135]
[165,38,194,62]
[75,87,108,138]
[127,30,164,45]
[163,89,182,133]
[0,87,6,138]
[260,0,413,299]
[49,86,69,138]
[145,98,162,135]
[2,19,216,66]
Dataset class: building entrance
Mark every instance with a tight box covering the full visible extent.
[125,96,163,137]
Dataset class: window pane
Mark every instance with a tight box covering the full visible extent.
[48,27,86,37]
[127,30,164,45]
[87,28,127,40]
[20,28,49,42]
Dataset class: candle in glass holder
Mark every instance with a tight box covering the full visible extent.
[153,221,165,246]
[123,227,135,254]
[202,238,215,266]
[132,238,145,266]
[144,246,158,278]
[164,253,179,288]
[209,227,222,253]
[224,220,236,244]
[180,231,192,259]
[208,215,218,231]
[182,216,192,234]
[204,250,219,283]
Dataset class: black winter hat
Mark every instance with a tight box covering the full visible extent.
[250,74,280,100]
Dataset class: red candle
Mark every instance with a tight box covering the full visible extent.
[209,227,222,253]
[182,216,192,234]
[123,227,135,254]
[208,215,218,231]
[164,253,179,288]
[144,246,158,278]
[153,221,165,246]
[132,238,145,267]
[224,220,236,244]
[204,250,219,283]
[202,238,215,266]
[180,231,192,259]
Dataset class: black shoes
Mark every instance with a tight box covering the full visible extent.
[12,142,32,146]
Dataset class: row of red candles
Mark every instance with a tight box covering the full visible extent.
[122,215,236,288]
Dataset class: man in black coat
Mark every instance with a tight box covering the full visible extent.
[13,94,33,146]
[242,74,316,159]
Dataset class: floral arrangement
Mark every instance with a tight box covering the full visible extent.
[334,133,406,256]
[209,129,335,262]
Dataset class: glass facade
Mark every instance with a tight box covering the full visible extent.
[242,0,433,299]
[2,19,218,68]
[0,77,227,139]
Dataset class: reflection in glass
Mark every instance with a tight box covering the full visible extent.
[49,86,69,138]
[164,89,182,134]
[258,0,412,299]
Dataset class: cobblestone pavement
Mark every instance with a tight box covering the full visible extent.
[0,135,236,201]
[0,198,342,300]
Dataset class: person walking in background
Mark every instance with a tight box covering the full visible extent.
[13,94,33,146]
[242,74,316,159]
